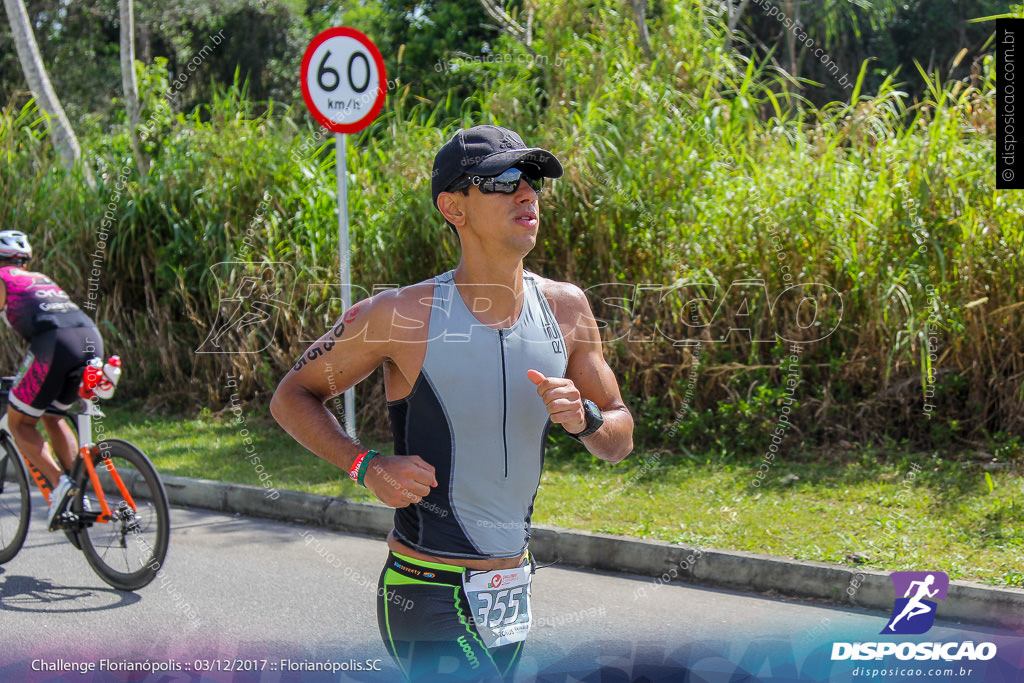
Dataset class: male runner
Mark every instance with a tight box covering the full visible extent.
[272,125,633,681]
[0,230,103,529]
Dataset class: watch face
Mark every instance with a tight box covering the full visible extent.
[579,399,603,436]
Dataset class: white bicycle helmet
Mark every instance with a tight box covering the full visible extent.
[0,231,32,262]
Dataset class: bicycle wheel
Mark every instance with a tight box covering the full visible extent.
[0,435,30,564]
[74,439,170,591]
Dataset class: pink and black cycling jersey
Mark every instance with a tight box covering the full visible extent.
[1,266,99,418]
[0,266,93,339]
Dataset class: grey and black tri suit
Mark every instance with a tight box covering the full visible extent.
[377,269,567,682]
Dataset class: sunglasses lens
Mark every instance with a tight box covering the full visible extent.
[480,168,544,194]
[523,175,544,192]
[488,168,523,193]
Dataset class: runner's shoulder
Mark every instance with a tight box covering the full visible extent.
[533,275,591,318]
[339,279,435,344]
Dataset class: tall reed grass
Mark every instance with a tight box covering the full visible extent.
[0,1,1019,454]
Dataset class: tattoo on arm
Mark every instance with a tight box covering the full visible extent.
[292,343,328,371]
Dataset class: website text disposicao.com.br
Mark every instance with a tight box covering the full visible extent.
[836,640,996,679]
[851,665,978,679]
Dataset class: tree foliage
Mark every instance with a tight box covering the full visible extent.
[1,0,1013,119]
[729,0,1011,104]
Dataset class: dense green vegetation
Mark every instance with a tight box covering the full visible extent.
[1,0,1022,463]
[0,1,1008,117]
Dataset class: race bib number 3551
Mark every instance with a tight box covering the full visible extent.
[462,565,532,649]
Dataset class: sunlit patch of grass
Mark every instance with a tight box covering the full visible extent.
[100,401,388,504]
[535,444,1024,585]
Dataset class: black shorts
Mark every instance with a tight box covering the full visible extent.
[377,552,525,682]
[10,326,102,418]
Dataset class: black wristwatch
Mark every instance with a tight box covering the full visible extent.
[567,399,604,440]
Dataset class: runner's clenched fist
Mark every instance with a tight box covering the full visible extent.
[527,369,586,434]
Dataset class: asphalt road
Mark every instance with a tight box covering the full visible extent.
[1,505,1020,682]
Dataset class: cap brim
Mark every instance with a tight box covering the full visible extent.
[466,148,563,179]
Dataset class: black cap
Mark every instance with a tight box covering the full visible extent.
[431,125,563,211]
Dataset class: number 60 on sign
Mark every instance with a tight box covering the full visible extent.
[300,26,387,134]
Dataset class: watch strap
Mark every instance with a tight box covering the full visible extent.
[568,399,603,440]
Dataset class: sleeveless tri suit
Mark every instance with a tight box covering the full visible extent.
[377,270,567,682]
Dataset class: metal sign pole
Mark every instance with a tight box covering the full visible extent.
[336,132,356,437]
[303,27,384,441]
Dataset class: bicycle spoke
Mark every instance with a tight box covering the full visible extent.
[90,511,158,572]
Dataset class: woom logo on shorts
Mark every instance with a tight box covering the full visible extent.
[831,570,998,663]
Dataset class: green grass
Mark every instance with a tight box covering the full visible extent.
[98,400,389,503]
[538,450,1024,588]
[101,403,1024,588]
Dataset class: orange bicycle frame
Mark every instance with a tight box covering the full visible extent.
[79,444,137,523]
[21,446,136,523]
[23,459,52,504]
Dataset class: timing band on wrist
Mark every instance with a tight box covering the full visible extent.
[349,450,379,487]
[349,450,378,484]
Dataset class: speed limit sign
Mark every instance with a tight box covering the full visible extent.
[300,26,386,134]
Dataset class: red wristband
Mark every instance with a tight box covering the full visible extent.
[349,451,370,481]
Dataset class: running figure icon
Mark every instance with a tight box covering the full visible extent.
[882,571,949,635]
[887,575,938,631]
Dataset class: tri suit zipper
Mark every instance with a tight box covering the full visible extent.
[498,329,509,479]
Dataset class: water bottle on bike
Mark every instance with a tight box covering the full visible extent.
[96,356,121,399]
[78,356,122,401]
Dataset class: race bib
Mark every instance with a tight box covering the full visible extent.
[462,564,532,649]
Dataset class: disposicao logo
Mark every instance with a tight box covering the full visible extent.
[882,571,948,635]
[831,570,997,663]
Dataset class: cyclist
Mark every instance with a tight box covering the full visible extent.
[0,230,102,530]
[272,125,634,681]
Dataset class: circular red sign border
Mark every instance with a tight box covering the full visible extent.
[300,26,387,134]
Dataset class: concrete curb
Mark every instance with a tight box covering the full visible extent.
[160,474,1024,631]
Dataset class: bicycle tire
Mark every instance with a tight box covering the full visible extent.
[0,435,31,564]
[74,439,170,591]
